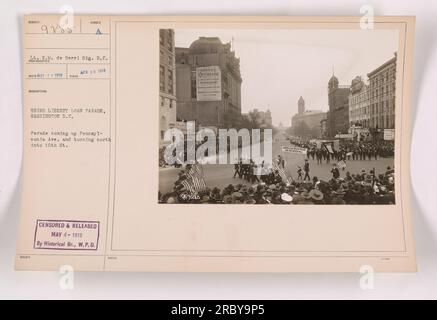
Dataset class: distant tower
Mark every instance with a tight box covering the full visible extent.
[298,96,305,115]
[328,74,339,93]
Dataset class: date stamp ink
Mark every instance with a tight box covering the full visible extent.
[34,219,100,251]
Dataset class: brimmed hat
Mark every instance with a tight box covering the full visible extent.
[223,195,232,204]
[211,192,222,201]
[245,198,257,204]
[225,184,235,191]
[296,186,306,193]
[292,194,304,204]
[341,183,350,191]
[361,181,372,187]
[231,192,243,199]
[166,196,177,204]
[281,193,293,203]
[262,192,272,202]
[309,189,324,201]
[303,182,313,189]
[211,187,220,193]
[200,195,210,203]
[351,184,362,193]
[301,191,312,199]
[334,185,346,195]
[240,186,249,194]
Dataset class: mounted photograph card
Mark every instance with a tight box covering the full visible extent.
[16,15,416,272]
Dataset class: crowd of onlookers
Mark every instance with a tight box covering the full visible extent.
[158,165,395,205]
[158,134,396,205]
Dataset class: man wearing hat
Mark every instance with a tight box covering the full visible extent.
[309,189,324,204]
[331,164,340,180]
[280,193,293,204]
[303,159,311,181]
[233,160,241,179]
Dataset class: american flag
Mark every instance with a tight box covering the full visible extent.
[182,163,207,193]
[272,161,293,184]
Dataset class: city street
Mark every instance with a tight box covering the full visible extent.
[158,135,394,194]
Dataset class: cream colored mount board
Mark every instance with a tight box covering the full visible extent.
[16,15,416,272]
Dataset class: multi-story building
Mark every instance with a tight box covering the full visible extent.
[175,37,242,128]
[159,29,177,145]
[367,54,397,129]
[327,75,350,137]
[348,76,370,127]
[291,96,327,136]
[320,117,329,138]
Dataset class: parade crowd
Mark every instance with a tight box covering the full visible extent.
[158,134,396,205]
[289,137,395,164]
[158,162,396,205]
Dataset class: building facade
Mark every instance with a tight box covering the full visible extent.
[320,117,329,138]
[159,29,177,145]
[175,37,242,128]
[291,96,327,136]
[327,75,350,137]
[367,54,397,129]
[348,76,370,127]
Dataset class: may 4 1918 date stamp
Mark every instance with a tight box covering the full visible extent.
[34,219,100,250]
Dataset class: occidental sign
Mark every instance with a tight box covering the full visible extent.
[196,66,222,101]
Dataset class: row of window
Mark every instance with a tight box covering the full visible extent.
[159,96,176,109]
[159,29,174,52]
[160,49,174,66]
[350,101,395,119]
[370,67,396,88]
[350,84,395,104]
[372,83,396,98]
[349,86,394,110]
[350,114,395,129]
[350,116,395,129]
[371,115,395,129]
[159,65,174,95]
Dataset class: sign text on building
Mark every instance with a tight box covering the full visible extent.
[196,66,222,101]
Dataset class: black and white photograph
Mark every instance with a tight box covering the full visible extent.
[158,28,398,205]
[4,0,433,297]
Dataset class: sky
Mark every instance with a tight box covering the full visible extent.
[175,28,399,126]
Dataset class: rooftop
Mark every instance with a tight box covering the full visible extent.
[368,54,397,77]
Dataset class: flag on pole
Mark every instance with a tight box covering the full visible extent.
[337,160,347,170]
[182,163,207,193]
[272,161,293,184]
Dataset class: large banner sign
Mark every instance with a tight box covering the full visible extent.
[384,129,395,141]
[282,146,307,155]
[322,142,335,154]
[196,66,222,101]
[335,133,354,139]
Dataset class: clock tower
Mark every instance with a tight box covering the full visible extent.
[298,96,305,115]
